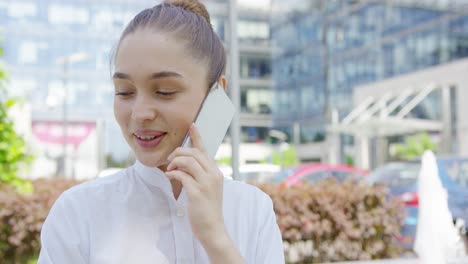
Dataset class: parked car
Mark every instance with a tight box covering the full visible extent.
[366,158,468,249]
[272,163,369,187]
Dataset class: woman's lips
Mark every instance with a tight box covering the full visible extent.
[133,132,167,149]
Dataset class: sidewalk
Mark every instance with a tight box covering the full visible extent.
[324,259,419,264]
[324,256,468,264]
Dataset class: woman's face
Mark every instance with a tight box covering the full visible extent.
[113,29,208,168]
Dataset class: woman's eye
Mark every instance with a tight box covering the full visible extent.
[115,92,134,97]
[157,91,176,96]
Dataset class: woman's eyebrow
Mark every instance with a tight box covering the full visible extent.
[112,71,183,81]
[149,71,183,80]
[112,72,132,80]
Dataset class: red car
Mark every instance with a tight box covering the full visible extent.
[276,163,369,187]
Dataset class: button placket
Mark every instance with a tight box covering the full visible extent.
[171,190,195,263]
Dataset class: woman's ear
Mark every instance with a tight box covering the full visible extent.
[219,76,227,92]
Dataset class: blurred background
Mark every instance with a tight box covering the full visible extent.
[1,0,468,263]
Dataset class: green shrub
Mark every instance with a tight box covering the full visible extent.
[0,178,80,262]
[257,180,406,263]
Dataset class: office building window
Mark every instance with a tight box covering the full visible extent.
[300,125,325,143]
[95,83,114,107]
[241,127,269,143]
[8,2,36,18]
[211,17,225,41]
[273,90,288,118]
[240,57,271,78]
[18,41,38,64]
[9,79,37,98]
[450,86,458,153]
[241,88,272,114]
[93,10,114,31]
[92,8,134,32]
[48,4,89,25]
[46,80,65,108]
[301,85,323,115]
[238,20,269,40]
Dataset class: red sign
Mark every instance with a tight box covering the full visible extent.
[32,120,96,149]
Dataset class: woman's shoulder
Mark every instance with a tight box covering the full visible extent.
[59,168,130,201]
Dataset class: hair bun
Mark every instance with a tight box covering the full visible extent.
[165,0,211,25]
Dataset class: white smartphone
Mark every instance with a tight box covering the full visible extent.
[181,83,235,158]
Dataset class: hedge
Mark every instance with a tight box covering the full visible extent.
[0,179,80,262]
[258,180,405,263]
[0,178,405,263]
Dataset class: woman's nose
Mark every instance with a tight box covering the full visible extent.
[131,96,158,122]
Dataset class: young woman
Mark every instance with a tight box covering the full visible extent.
[38,0,284,263]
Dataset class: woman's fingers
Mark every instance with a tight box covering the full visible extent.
[165,123,224,186]
[188,123,208,155]
[167,155,208,184]
[166,170,200,195]
[168,147,210,172]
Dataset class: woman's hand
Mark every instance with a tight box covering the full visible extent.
[165,123,225,244]
[165,124,244,263]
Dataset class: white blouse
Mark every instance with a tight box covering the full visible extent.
[38,161,285,264]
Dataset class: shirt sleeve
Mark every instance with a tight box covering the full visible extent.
[38,191,88,264]
[255,194,285,264]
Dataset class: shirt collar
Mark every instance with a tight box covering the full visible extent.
[133,160,172,192]
[132,160,187,205]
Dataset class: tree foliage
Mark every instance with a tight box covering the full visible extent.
[393,133,437,161]
[270,145,300,166]
[0,44,34,193]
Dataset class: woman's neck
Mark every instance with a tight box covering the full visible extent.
[170,179,183,200]
[159,163,183,200]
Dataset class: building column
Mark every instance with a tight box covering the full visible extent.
[293,122,301,145]
[356,136,370,170]
[327,133,340,165]
[229,0,240,179]
[375,137,388,168]
[440,85,452,154]
[327,109,340,165]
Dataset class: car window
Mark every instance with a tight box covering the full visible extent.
[301,170,363,183]
[300,171,329,182]
[271,168,295,184]
[440,160,468,188]
[333,171,356,181]
[302,171,329,183]
[368,163,420,188]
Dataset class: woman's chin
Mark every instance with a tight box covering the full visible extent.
[135,153,168,168]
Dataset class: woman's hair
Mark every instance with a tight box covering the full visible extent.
[114,0,226,88]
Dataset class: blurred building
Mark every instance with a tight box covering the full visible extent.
[271,0,468,165]
[231,2,273,145]
[0,0,274,177]
[346,58,468,169]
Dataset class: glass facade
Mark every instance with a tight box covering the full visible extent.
[1,0,273,157]
[1,0,159,110]
[240,55,271,79]
[271,0,468,143]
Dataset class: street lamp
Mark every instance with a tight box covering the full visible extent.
[55,52,89,178]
